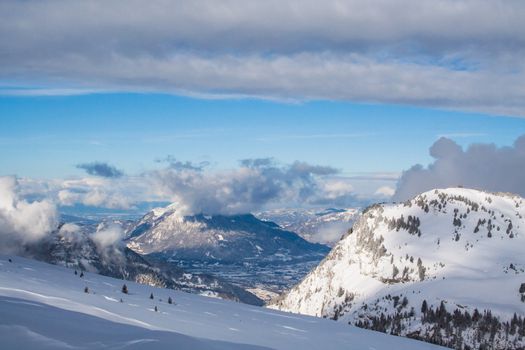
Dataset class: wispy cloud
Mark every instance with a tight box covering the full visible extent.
[342,172,401,181]
[0,87,106,96]
[437,132,488,138]
[257,133,376,142]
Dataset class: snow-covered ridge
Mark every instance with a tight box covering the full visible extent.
[271,188,525,349]
[0,256,443,350]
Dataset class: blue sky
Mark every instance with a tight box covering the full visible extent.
[2,93,524,179]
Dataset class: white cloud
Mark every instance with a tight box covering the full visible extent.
[0,176,58,250]
[394,135,525,201]
[312,222,352,246]
[149,160,341,215]
[91,224,125,248]
[59,223,81,235]
[319,179,354,199]
[55,177,140,209]
[1,0,524,116]
[374,186,395,197]
[12,159,395,215]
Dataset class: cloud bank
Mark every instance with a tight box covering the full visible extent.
[13,158,374,215]
[1,0,524,116]
[0,176,58,251]
[77,162,124,178]
[149,158,362,215]
[394,135,525,201]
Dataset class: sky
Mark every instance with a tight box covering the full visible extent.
[1,0,525,216]
[2,95,523,178]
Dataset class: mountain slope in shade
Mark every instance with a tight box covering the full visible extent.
[126,206,329,264]
[0,255,445,350]
[271,188,525,349]
[22,223,262,305]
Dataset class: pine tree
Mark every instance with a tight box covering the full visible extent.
[154,306,158,312]
[168,296,173,304]
[80,271,84,278]
[150,292,154,300]
[421,300,428,314]
[74,270,78,275]
[84,286,89,293]
[122,284,128,294]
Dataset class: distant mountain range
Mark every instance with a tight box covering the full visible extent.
[255,207,358,246]
[125,205,330,297]
[271,188,525,349]
[126,205,329,263]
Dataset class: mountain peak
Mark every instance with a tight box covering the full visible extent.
[271,187,525,349]
[126,205,329,264]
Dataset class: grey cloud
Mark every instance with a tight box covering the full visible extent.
[1,1,523,56]
[156,156,210,171]
[394,135,525,201]
[0,1,524,116]
[239,158,275,169]
[77,162,124,178]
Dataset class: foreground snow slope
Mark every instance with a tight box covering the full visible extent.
[0,256,443,350]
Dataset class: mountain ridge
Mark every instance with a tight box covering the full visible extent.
[271,187,525,349]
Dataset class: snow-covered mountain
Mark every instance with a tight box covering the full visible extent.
[21,222,263,305]
[271,188,525,349]
[125,205,330,296]
[0,255,444,350]
[256,207,358,246]
[127,206,329,263]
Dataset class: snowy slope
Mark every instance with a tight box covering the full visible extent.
[21,223,262,305]
[0,255,443,350]
[256,207,358,246]
[271,188,525,349]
